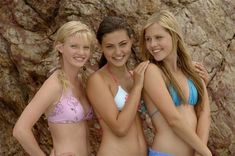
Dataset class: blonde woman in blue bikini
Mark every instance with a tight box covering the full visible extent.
[140,10,212,156]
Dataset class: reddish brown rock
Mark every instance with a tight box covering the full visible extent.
[0,0,234,155]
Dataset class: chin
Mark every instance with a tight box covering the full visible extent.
[74,62,86,68]
[153,57,163,62]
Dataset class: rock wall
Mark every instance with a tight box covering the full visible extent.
[0,0,234,155]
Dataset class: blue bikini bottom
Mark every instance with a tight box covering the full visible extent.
[148,148,173,156]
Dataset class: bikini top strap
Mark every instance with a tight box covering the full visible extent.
[106,65,119,84]
[128,70,133,76]
[106,65,133,85]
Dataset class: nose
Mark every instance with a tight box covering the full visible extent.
[150,39,158,47]
[114,46,122,55]
[78,47,85,55]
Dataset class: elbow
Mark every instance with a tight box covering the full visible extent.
[13,124,23,140]
[167,115,182,129]
[13,124,27,141]
[13,124,21,140]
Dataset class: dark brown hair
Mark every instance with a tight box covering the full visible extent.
[96,16,135,68]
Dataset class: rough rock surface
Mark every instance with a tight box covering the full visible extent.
[0,0,234,155]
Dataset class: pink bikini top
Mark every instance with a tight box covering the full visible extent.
[47,89,93,124]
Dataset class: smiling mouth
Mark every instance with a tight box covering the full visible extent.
[112,56,125,61]
[74,56,87,62]
[152,49,161,53]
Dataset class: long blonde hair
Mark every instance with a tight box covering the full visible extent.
[140,10,204,109]
[52,21,95,89]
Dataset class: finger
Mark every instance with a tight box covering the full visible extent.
[134,61,149,73]
[137,61,149,74]
[195,66,208,76]
[198,73,205,79]
[194,63,204,70]
[142,61,150,72]
[196,63,207,72]
[197,68,204,75]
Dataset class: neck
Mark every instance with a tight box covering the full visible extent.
[163,51,179,73]
[62,65,80,85]
[106,63,128,78]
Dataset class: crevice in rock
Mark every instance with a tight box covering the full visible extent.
[226,33,235,50]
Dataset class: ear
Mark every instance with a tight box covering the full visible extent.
[55,42,64,53]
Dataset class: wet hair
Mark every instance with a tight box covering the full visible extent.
[96,16,135,68]
[140,10,204,109]
[53,21,95,89]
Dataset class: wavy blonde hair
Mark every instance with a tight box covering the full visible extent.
[52,21,95,89]
[140,10,204,109]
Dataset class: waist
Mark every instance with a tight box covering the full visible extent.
[99,126,147,155]
[49,122,87,142]
[98,140,147,156]
[101,129,146,146]
[152,106,197,131]
[152,132,194,156]
[52,136,88,156]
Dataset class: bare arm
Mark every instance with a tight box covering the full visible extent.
[13,74,61,156]
[86,61,149,137]
[143,63,211,156]
[194,80,211,156]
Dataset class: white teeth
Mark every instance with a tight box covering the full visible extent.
[74,57,85,61]
[152,49,161,53]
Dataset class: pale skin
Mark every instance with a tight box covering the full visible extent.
[86,30,149,156]
[143,22,211,156]
[13,35,92,156]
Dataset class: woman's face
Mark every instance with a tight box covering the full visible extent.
[58,34,91,68]
[145,23,173,62]
[101,29,132,67]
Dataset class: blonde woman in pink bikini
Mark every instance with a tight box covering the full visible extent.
[13,21,94,156]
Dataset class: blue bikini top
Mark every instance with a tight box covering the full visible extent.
[168,79,198,106]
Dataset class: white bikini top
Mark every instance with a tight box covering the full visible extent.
[106,66,131,111]
[114,86,128,111]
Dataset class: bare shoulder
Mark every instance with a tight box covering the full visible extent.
[87,67,108,86]
[144,63,167,89]
[39,70,62,101]
[88,69,103,84]
[145,63,162,76]
[45,71,61,88]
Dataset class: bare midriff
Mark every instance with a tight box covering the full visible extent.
[48,121,88,156]
[151,104,197,156]
[97,114,147,156]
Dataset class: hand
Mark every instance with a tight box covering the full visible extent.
[193,62,210,86]
[132,60,149,88]
[194,152,202,156]
[203,149,212,156]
